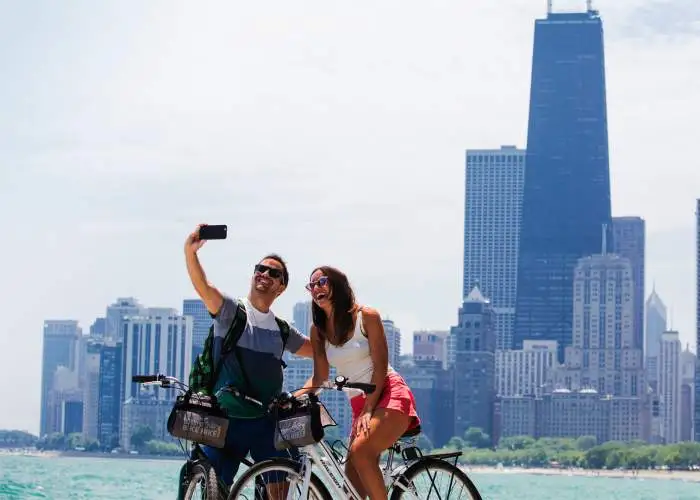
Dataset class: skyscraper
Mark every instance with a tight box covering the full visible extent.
[695,199,700,441]
[659,330,681,444]
[451,285,497,440]
[463,146,526,350]
[645,288,668,393]
[121,309,193,404]
[98,341,123,449]
[555,242,644,397]
[292,301,312,336]
[514,6,612,362]
[105,297,145,339]
[612,216,646,350]
[382,319,402,368]
[40,320,81,436]
[183,299,212,359]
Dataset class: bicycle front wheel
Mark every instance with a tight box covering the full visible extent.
[227,457,331,500]
[390,457,482,500]
[184,462,220,500]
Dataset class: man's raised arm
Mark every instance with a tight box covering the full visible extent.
[184,225,224,315]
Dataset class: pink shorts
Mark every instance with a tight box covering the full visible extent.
[350,372,420,431]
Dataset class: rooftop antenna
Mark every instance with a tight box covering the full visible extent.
[547,0,552,14]
[601,223,608,256]
[587,0,593,12]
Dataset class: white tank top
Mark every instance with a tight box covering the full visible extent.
[325,309,395,397]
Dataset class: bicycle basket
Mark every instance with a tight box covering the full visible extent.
[167,393,229,449]
[273,393,327,451]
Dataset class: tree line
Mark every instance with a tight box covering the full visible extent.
[423,428,700,470]
[0,427,181,456]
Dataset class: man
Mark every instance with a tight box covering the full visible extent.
[182,224,313,491]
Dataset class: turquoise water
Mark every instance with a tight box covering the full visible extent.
[1,455,700,499]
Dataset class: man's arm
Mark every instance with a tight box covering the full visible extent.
[284,325,312,358]
[294,325,330,397]
[294,337,313,358]
[184,226,224,315]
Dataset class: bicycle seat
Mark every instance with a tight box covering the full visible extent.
[400,425,421,439]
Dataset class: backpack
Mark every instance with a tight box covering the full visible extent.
[208,300,290,399]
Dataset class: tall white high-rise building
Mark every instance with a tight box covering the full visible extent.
[121,309,193,404]
[645,288,668,392]
[463,145,526,350]
[382,319,401,368]
[496,340,558,397]
[293,301,313,336]
[659,330,682,444]
[557,230,644,397]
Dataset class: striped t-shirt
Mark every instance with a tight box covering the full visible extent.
[212,296,305,419]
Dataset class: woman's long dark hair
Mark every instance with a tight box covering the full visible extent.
[310,266,356,346]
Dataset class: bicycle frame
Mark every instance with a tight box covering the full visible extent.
[294,436,424,500]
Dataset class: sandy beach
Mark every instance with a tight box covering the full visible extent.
[465,465,700,482]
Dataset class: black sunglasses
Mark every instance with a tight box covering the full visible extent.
[254,264,285,282]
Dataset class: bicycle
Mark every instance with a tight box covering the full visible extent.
[132,374,258,500]
[227,375,482,500]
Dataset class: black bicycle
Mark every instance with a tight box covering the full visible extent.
[132,374,256,500]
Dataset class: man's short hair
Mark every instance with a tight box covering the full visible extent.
[260,253,289,285]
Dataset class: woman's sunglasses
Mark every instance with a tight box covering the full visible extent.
[305,276,329,292]
[254,264,284,281]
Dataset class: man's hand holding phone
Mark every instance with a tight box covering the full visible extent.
[184,224,228,255]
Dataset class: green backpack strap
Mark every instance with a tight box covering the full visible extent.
[209,302,248,393]
[274,316,291,369]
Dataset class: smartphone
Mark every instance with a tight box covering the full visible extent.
[199,224,228,240]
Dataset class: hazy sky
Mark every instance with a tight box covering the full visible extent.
[1,0,699,434]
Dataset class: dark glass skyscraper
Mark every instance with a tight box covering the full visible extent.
[514,7,612,362]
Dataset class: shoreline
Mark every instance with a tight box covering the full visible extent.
[0,448,182,462]
[465,465,700,482]
[3,449,700,482]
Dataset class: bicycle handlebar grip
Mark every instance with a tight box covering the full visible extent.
[132,374,160,383]
[346,382,376,394]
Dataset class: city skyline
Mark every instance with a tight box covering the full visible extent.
[2,0,699,436]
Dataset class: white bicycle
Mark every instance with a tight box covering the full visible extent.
[227,375,482,500]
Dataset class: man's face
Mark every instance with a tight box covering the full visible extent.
[251,258,287,299]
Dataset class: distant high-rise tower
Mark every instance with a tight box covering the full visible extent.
[659,330,682,444]
[382,319,402,368]
[680,345,695,441]
[645,288,668,393]
[121,309,193,404]
[98,341,123,449]
[105,297,145,339]
[40,320,81,436]
[463,146,526,350]
[694,199,700,441]
[555,236,644,397]
[183,299,212,359]
[451,285,497,440]
[612,217,646,350]
[293,301,313,336]
[515,7,612,362]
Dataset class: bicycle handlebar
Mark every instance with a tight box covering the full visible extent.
[132,374,165,383]
[130,374,375,410]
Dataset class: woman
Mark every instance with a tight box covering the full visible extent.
[299,265,420,500]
